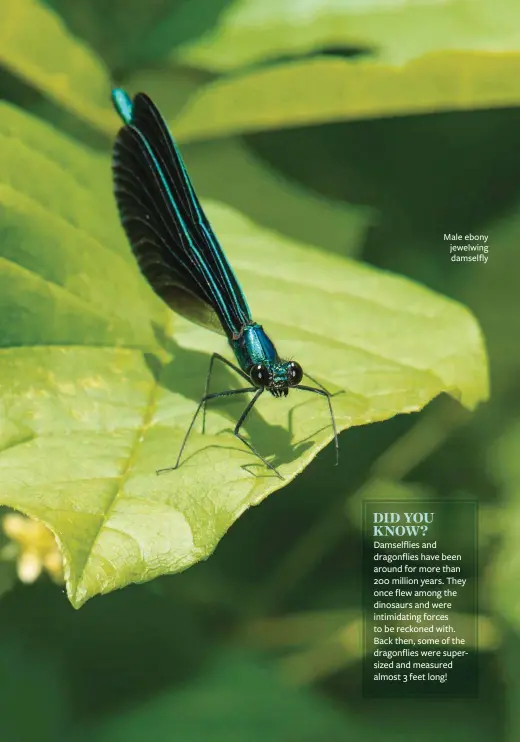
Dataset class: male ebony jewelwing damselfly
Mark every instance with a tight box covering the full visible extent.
[111,88,339,479]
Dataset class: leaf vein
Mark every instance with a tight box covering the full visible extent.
[74,372,162,592]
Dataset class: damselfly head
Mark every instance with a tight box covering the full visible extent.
[250,361,303,397]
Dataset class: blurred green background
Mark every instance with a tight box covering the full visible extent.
[1,0,519,739]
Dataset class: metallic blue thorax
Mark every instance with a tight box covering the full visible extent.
[231,323,278,373]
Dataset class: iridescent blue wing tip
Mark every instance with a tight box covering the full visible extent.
[111,88,134,126]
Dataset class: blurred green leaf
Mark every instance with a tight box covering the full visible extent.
[0,561,17,600]
[488,421,520,630]
[1,0,115,134]
[183,137,371,256]
[124,66,210,117]
[491,421,520,488]
[459,201,520,395]
[502,633,520,742]
[78,648,495,742]
[173,51,520,142]
[174,0,520,71]
[0,103,487,607]
[0,512,18,599]
[43,0,233,72]
[0,632,69,741]
[79,650,350,742]
[347,478,429,530]
[124,67,373,257]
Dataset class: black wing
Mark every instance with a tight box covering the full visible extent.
[112,93,252,338]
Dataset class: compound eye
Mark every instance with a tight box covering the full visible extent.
[250,363,270,388]
[287,361,303,386]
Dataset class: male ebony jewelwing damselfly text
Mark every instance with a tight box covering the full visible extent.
[111,88,339,479]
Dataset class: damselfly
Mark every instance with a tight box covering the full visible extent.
[111,89,339,479]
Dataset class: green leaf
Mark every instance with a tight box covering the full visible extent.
[173,0,520,72]
[1,0,115,134]
[0,103,488,607]
[173,51,520,142]
[0,100,164,316]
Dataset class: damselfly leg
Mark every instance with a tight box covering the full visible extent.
[202,353,250,433]
[294,385,339,465]
[232,389,283,479]
[157,387,255,475]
